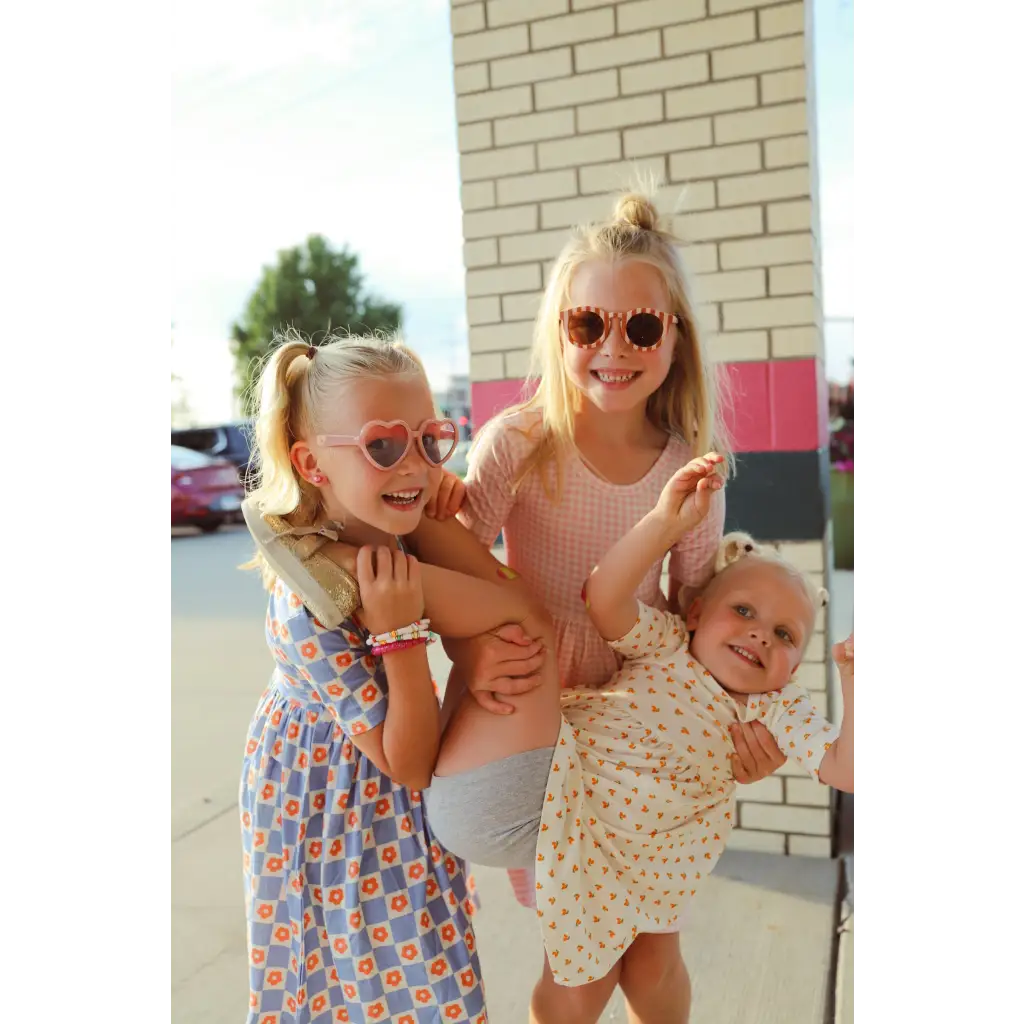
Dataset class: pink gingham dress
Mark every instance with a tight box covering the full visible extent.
[459,408,725,909]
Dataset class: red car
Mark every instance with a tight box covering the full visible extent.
[171,445,245,532]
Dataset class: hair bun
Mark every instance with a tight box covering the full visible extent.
[613,192,659,232]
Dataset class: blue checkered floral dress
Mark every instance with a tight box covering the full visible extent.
[239,579,487,1024]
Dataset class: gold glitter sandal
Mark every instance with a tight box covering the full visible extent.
[242,498,360,628]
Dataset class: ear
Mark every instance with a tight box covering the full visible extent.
[685,596,703,632]
[290,440,322,485]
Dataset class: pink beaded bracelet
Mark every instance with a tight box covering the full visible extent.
[371,637,428,657]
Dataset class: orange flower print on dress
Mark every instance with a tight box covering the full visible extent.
[242,592,484,1022]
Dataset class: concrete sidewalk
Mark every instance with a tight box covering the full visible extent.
[171,528,851,1023]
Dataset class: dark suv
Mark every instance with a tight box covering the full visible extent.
[171,422,256,485]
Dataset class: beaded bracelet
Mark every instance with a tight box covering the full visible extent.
[371,637,429,657]
[367,619,432,648]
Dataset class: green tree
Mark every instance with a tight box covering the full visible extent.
[231,234,402,403]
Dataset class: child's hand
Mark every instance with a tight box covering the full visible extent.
[356,546,425,634]
[425,469,466,522]
[729,721,786,783]
[446,626,546,715]
[655,452,724,535]
[833,632,854,681]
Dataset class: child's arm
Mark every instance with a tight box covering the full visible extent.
[666,483,725,613]
[817,634,854,792]
[587,453,724,641]
[322,521,555,709]
[341,546,438,791]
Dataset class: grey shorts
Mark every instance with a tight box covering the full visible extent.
[423,746,555,869]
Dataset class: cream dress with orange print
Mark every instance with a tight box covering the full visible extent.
[534,601,836,987]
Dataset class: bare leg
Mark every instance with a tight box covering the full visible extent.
[619,933,691,1024]
[530,955,623,1024]
[321,530,562,775]
[433,608,559,778]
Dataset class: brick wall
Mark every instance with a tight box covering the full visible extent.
[449,0,834,858]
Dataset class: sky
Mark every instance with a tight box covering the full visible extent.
[172,0,853,424]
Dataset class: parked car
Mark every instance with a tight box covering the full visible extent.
[171,421,255,484]
[171,445,245,532]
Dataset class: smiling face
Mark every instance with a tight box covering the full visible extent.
[686,558,817,696]
[291,373,442,541]
[562,258,677,414]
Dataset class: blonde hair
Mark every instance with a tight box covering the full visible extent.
[710,531,827,650]
[497,186,732,499]
[242,327,429,587]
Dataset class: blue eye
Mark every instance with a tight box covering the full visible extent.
[776,627,794,644]
[734,605,752,618]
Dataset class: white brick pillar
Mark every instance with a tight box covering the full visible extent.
[449,0,833,857]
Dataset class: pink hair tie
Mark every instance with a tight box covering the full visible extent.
[307,346,317,360]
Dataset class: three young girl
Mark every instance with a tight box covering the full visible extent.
[238,189,812,1024]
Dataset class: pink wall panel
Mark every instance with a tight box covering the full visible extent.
[470,378,535,429]
[471,360,824,452]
